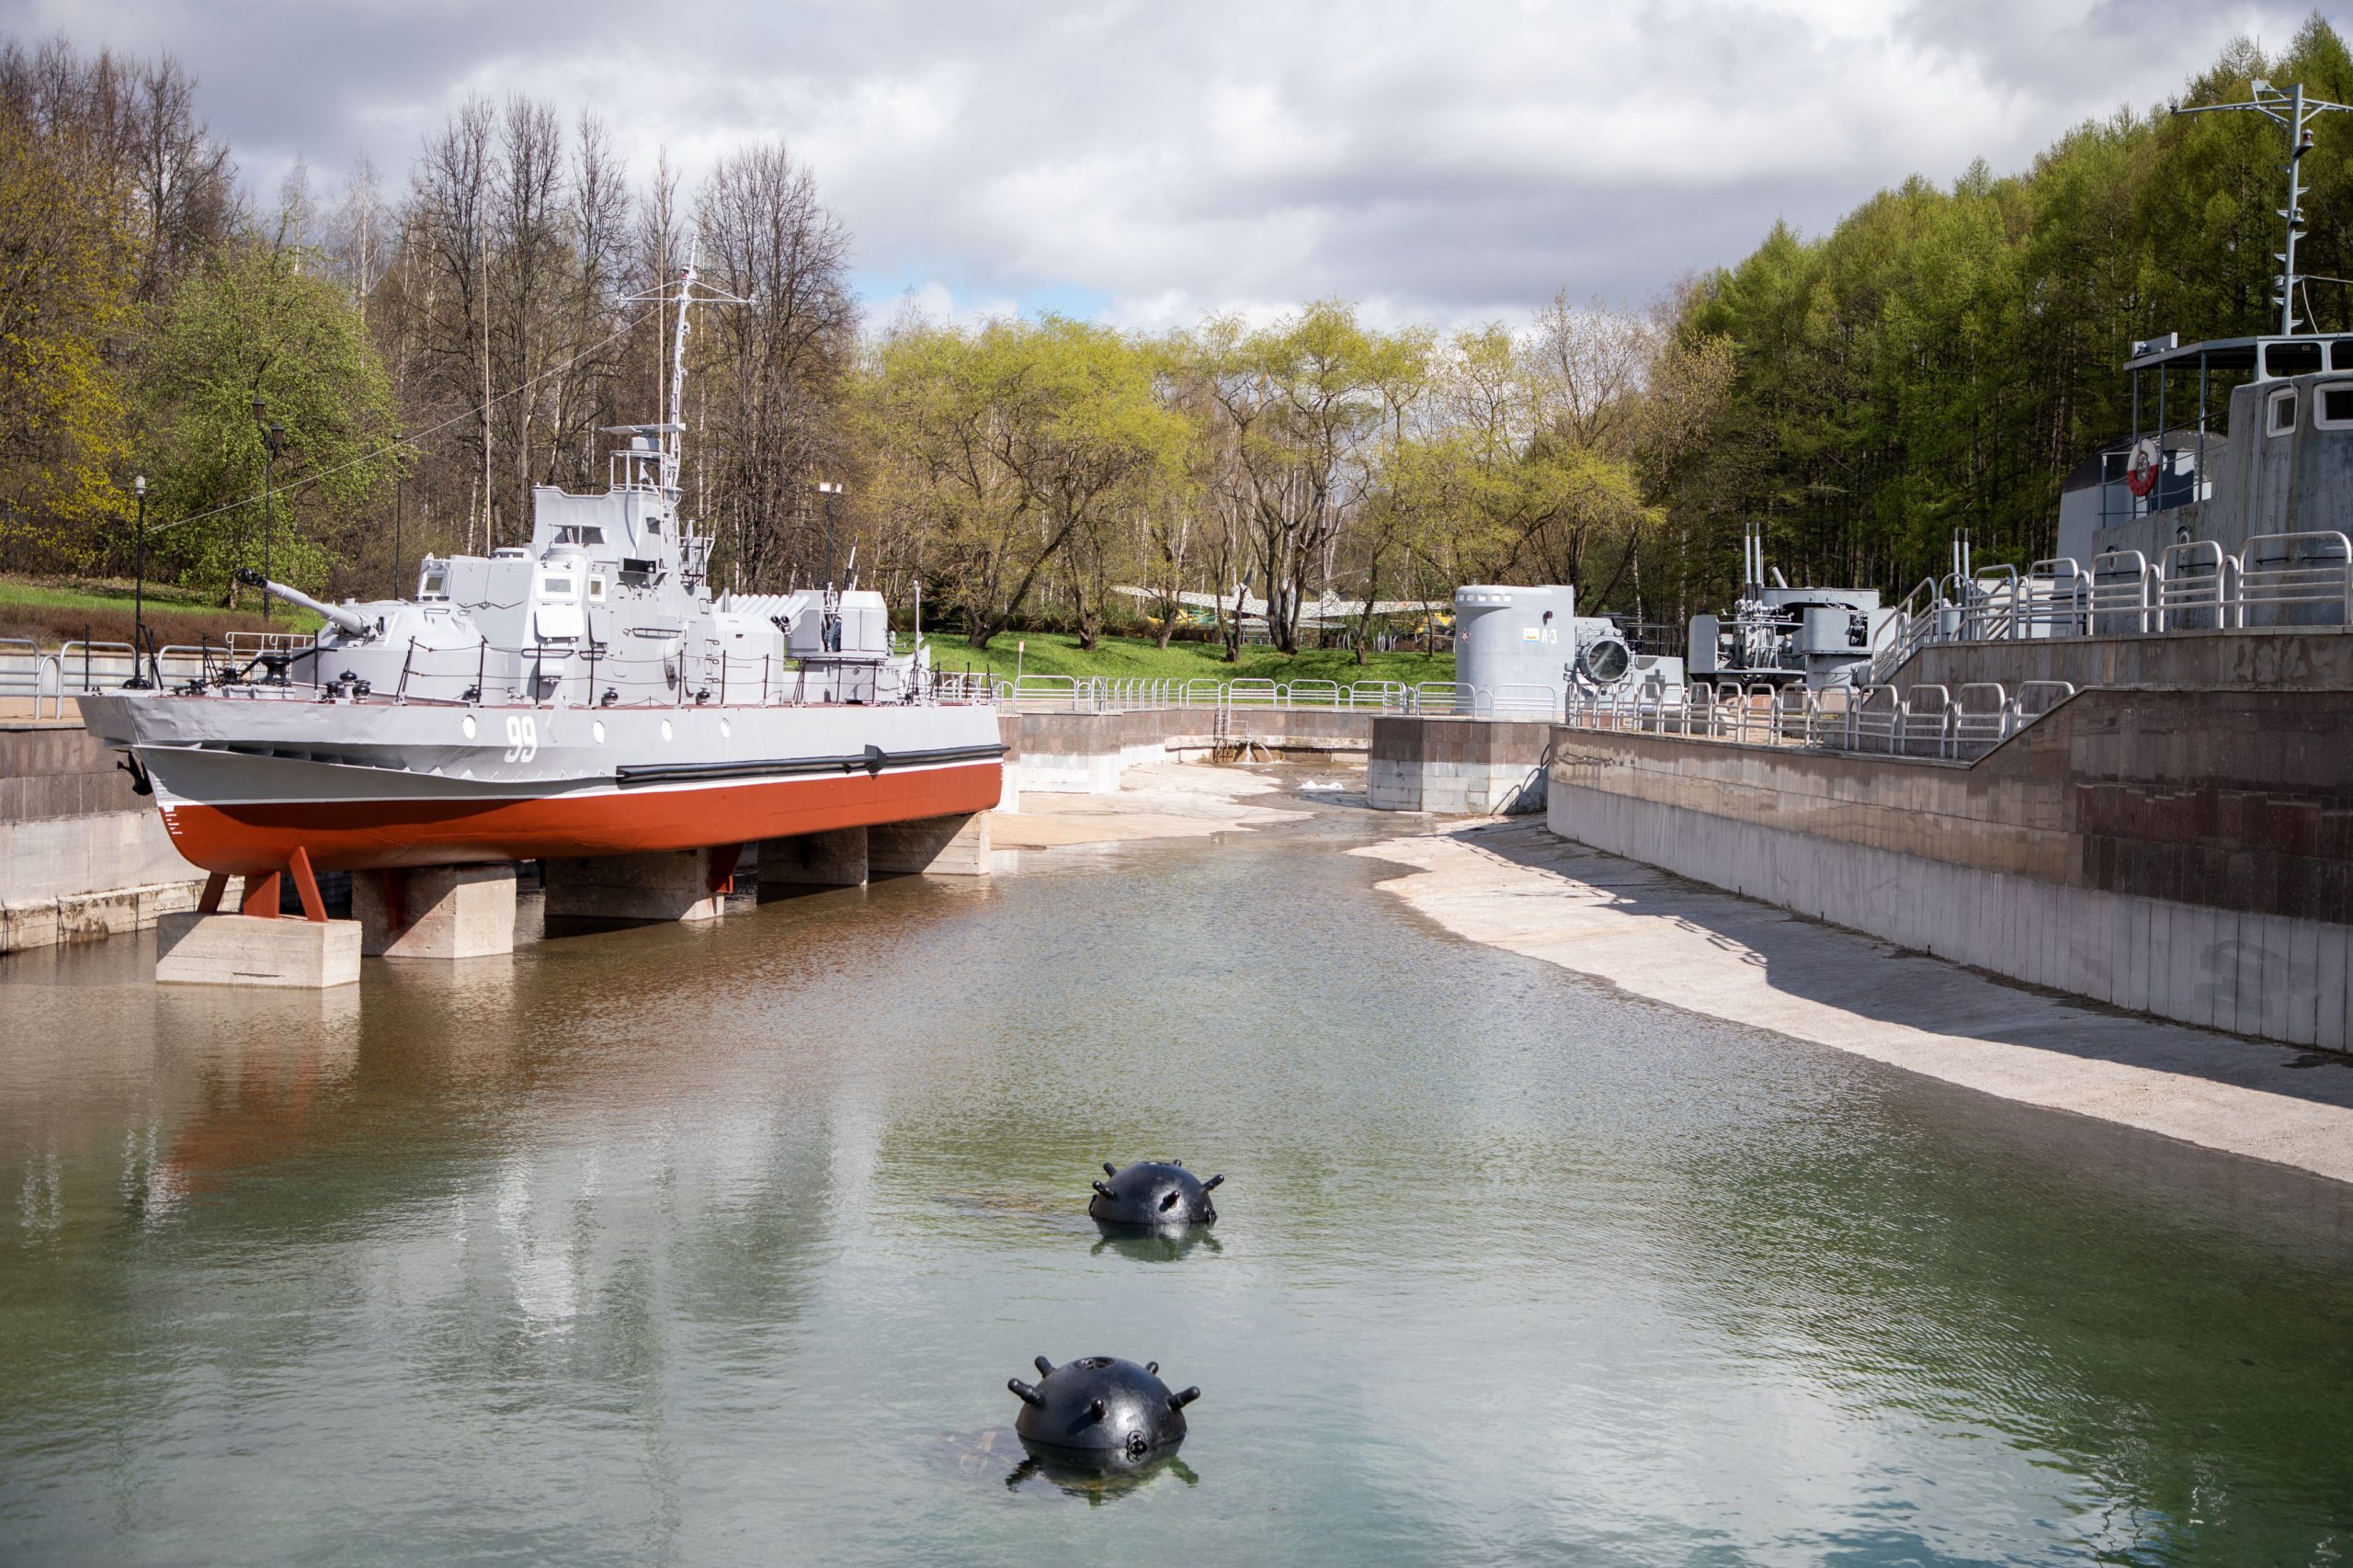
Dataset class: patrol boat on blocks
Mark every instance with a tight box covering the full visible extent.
[75,263,1002,885]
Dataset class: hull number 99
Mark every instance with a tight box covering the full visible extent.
[504,715,540,763]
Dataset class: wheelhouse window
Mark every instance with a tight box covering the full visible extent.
[2265,340,2324,379]
[417,564,449,600]
[2268,386,2300,436]
[552,525,605,547]
[541,573,576,598]
[586,572,608,603]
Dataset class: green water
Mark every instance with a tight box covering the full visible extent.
[3,801,2350,1565]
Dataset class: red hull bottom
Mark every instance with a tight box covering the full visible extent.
[160,763,1004,875]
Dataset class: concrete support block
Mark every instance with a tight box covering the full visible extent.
[154,912,361,988]
[542,847,734,924]
[1012,754,1122,795]
[758,826,869,895]
[869,812,993,876]
[352,865,517,958]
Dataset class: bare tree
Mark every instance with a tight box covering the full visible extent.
[695,142,852,590]
[408,97,495,548]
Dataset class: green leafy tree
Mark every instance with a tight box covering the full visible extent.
[860,314,1188,649]
[139,242,404,599]
[0,110,135,569]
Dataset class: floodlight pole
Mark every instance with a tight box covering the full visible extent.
[2177,78,2353,335]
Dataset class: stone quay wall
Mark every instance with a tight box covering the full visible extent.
[1,720,205,953]
[1547,687,2353,1050]
[999,708,1370,794]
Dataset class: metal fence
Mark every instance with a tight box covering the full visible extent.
[1866,528,2351,684]
[1563,678,2079,762]
[989,675,1596,719]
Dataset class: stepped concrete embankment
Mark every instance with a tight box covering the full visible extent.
[1,719,204,953]
[1546,687,2353,1050]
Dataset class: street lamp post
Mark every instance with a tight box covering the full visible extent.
[815,481,843,592]
[131,473,149,688]
[252,397,285,622]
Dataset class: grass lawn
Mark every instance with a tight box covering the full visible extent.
[919,629,1454,687]
[0,574,319,643]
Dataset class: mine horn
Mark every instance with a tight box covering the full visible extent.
[1007,1378,1044,1408]
[1087,1399,1108,1422]
[1202,1174,1225,1191]
[1168,1386,1201,1410]
[1092,1180,1115,1198]
[1102,1162,1119,1177]
[1034,1355,1054,1377]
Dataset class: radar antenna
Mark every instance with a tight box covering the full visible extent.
[2176,80,2353,335]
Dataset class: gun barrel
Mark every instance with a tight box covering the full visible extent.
[233,568,372,637]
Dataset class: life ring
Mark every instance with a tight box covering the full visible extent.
[2125,435,2162,498]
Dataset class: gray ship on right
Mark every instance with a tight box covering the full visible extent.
[1989,74,2353,650]
[1545,82,2353,1057]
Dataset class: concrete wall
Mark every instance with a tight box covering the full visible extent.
[1546,688,2353,1048]
[1,721,204,953]
[999,708,1370,794]
[1369,717,1553,814]
[1894,627,2353,694]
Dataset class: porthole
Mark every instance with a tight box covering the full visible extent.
[592,719,606,744]
[660,719,674,742]
[720,718,733,739]
[461,714,477,740]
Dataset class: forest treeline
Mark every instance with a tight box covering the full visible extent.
[1,20,2346,656]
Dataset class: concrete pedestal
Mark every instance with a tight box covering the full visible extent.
[758,827,869,898]
[155,911,362,988]
[542,847,735,925]
[870,812,993,876]
[1369,716,1553,815]
[353,865,517,958]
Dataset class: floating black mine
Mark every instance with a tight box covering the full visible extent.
[1087,1160,1222,1230]
[1006,1355,1199,1466]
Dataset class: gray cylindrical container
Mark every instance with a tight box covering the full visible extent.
[1455,585,1577,709]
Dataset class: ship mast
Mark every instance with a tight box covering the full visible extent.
[2177,80,2353,335]
[665,240,697,502]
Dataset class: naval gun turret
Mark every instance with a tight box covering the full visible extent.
[1687,527,1894,688]
[235,570,374,638]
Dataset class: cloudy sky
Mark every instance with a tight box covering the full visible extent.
[6,0,2327,329]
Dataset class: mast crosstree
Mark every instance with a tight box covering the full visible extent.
[2176,79,2353,335]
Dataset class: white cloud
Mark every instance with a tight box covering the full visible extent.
[12,0,2318,329]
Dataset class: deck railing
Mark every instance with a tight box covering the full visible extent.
[1866,529,2351,683]
[1563,677,2078,761]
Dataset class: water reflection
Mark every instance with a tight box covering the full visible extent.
[1004,1442,1201,1506]
[2,798,2351,1564]
[1091,1226,1222,1262]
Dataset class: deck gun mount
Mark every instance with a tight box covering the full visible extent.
[1687,528,1896,689]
